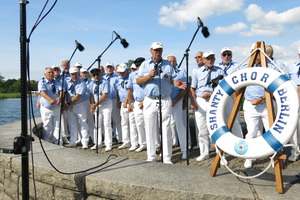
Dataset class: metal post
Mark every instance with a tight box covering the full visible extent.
[20,0,30,199]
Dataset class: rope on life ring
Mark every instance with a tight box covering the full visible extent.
[206,67,299,159]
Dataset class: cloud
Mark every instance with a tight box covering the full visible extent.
[242,4,300,36]
[159,0,244,29]
[215,22,248,34]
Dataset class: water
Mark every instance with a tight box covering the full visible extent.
[0,96,41,126]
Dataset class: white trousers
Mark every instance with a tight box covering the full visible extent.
[61,110,69,138]
[68,101,89,146]
[94,99,113,146]
[224,96,243,138]
[170,98,188,153]
[133,101,146,146]
[243,100,269,140]
[40,105,61,144]
[120,105,138,146]
[84,100,95,140]
[143,96,172,162]
[194,97,210,157]
[111,99,122,142]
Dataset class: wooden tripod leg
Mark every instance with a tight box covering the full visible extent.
[210,147,222,177]
[274,153,284,193]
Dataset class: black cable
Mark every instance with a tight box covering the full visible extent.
[23,0,124,192]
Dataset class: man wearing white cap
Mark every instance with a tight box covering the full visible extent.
[285,46,300,162]
[115,64,138,151]
[104,63,123,143]
[136,42,186,164]
[190,51,224,162]
[218,48,243,139]
[80,67,95,142]
[38,67,63,144]
[64,67,89,148]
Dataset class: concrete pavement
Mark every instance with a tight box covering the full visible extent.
[1,119,300,199]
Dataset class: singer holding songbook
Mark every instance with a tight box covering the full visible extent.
[136,42,186,164]
[190,51,224,162]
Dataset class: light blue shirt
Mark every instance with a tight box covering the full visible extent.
[91,77,109,103]
[115,73,130,103]
[138,59,177,97]
[240,62,282,101]
[64,78,88,105]
[38,77,62,109]
[170,67,187,101]
[104,73,118,99]
[286,61,300,86]
[127,70,144,102]
[81,78,93,96]
[218,61,239,76]
[191,65,224,97]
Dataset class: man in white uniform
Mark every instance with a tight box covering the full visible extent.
[136,42,186,164]
[38,67,62,144]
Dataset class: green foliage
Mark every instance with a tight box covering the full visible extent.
[0,78,38,94]
[0,93,21,98]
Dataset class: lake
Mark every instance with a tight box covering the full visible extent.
[0,96,41,126]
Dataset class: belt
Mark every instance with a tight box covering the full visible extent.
[148,96,168,100]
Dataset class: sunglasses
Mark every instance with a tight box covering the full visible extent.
[92,74,99,76]
[194,56,202,59]
[222,53,232,57]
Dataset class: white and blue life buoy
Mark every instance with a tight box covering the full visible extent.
[206,67,299,159]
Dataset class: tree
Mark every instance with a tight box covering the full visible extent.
[0,73,4,83]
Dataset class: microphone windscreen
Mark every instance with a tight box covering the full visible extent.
[77,43,85,52]
[121,39,129,48]
[201,26,210,38]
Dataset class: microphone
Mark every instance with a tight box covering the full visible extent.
[197,17,210,38]
[113,31,129,48]
[75,40,85,52]
[207,75,224,88]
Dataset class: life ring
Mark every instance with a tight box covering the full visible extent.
[206,67,299,159]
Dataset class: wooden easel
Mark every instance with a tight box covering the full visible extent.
[209,41,286,193]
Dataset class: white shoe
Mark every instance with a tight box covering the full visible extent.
[196,154,209,162]
[118,143,130,149]
[129,145,138,151]
[105,146,112,152]
[220,154,228,166]
[90,144,101,150]
[244,159,253,169]
[146,158,156,162]
[135,145,147,152]
[163,160,173,164]
[82,145,88,149]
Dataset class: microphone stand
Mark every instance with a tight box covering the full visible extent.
[177,19,202,166]
[58,42,83,146]
[87,37,118,71]
[158,64,163,163]
[86,36,119,153]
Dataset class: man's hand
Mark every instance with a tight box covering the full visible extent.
[201,92,212,100]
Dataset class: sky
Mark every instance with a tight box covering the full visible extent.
[0,0,300,81]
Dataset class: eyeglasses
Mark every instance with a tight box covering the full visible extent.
[194,56,202,59]
[222,53,232,57]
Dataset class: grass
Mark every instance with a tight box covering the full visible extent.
[0,93,21,98]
